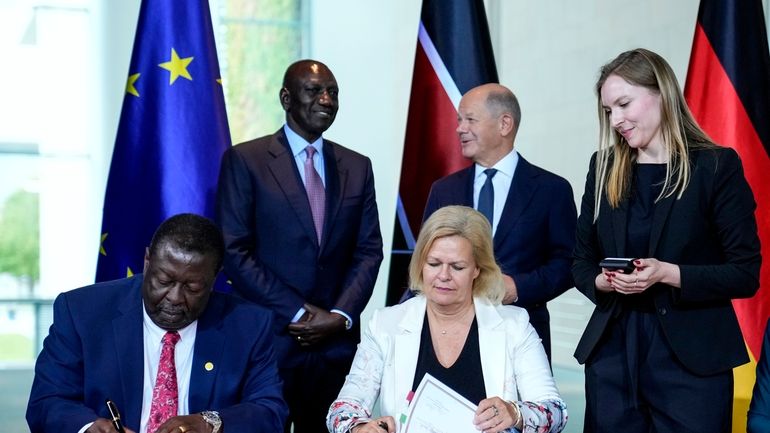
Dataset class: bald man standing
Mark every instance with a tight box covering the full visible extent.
[217,60,383,432]
[423,84,577,362]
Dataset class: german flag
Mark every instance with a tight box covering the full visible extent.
[684,1,770,431]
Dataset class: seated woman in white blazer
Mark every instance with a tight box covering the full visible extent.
[327,206,567,433]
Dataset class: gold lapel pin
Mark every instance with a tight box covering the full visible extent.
[204,362,214,371]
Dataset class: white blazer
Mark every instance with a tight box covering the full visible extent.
[331,295,562,431]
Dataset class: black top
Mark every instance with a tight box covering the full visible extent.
[412,314,486,404]
[623,163,666,311]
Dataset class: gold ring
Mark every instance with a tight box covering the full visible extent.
[178,426,187,433]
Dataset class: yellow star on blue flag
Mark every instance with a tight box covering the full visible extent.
[159,48,194,85]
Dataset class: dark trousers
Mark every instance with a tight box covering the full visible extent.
[281,352,351,433]
[584,310,733,433]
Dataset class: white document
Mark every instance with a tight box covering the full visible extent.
[401,373,478,433]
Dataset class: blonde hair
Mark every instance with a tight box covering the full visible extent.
[409,206,504,304]
[593,48,715,219]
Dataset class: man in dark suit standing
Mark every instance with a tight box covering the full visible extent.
[423,83,576,361]
[26,213,287,433]
[216,60,383,432]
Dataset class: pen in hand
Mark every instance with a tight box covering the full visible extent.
[105,399,126,433]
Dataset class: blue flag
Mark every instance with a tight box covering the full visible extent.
[96,0,230,281]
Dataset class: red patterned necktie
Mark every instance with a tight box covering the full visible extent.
[147,331,181,433]
[304,146,326,244]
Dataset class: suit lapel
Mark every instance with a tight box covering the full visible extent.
[266,131,319,247]
[188,295,226,412]
[321,141,345,252]
[394,297,425,408]
[113,277,145,428]
[494,157,537,247]
[460,166,475,206]
[475,299,506,398]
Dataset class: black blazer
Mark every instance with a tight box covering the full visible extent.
[572,146,761,375]
[423,155,577,356]
[216,129,384,366]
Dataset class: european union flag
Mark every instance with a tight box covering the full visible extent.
[96,0,230,281]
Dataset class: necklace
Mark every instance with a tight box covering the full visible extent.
[430,305,474,336]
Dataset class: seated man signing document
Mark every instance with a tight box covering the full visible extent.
[26,214,287,433]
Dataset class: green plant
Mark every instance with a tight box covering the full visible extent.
[0,189,40,295]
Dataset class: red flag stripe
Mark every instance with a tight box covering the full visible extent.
[418,23,462,109]
[686,23,770,359]
[398,42,468,239]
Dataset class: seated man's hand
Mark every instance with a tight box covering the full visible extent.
[287,303,347,346]
[154,414,212,433]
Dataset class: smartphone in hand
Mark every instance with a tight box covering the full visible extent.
[599,257,637,274]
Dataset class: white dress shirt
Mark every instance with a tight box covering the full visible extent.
[284,124,326,187]
[473,149,519,235]
[139,307,197,433]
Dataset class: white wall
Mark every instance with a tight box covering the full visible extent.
[489,0,699,202]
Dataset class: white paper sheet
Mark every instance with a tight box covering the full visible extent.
[401,373,479,433]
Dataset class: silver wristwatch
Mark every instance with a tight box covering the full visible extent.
[200,410,222,433]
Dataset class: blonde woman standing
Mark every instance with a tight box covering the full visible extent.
[573,48,761,432]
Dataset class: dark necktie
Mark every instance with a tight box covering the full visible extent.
[477,168,498,225]
[147,331,181,433]
[304,146,325,243]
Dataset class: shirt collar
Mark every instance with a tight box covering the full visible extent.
[283,124,324,158]
[142,301,197,343]
[475,148,519,179]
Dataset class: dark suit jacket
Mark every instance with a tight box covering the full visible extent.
[749,319,770,433]
[572,147,761,375]
[216,129,383,365]
[423,155,577,357]
[26,275,287,433]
